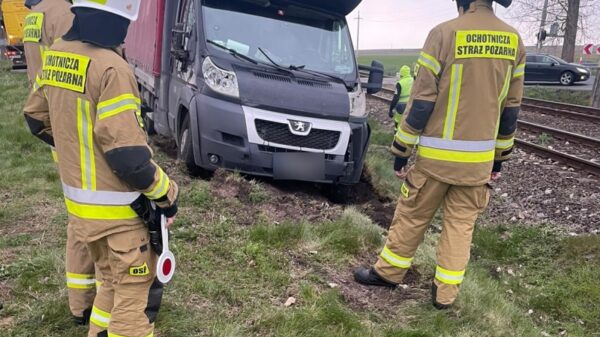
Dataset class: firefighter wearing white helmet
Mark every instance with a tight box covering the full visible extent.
[22,0,99,325]
[23,0,179,336]
[354,0,525,309]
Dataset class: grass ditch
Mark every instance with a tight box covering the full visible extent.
[524,87,592,106]
[0,61,599,337]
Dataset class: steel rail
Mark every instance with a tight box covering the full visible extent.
[517,120,600,149]
[515,139,600,176]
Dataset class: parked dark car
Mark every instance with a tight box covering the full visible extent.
[525,54,591,86]
[4,45,26,69]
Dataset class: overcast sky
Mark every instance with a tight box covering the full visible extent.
[346,0,518,50]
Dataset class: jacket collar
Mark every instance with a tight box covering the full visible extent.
[468,0,494,13]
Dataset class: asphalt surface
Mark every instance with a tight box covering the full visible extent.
[382,75,595,91]
[525,76,595,91]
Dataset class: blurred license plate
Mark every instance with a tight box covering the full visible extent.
[273,152,325,181]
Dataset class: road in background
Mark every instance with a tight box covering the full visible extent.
[525,76,595,91]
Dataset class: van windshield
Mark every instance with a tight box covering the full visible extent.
[202,0,357,81]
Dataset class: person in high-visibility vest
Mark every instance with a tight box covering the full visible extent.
[355,0,524,309]
[22,0,97,325]
[388,65,414,128]
[23,1,178,336]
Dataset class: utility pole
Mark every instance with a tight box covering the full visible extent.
[536,0,549,52]
[354,11,362,52]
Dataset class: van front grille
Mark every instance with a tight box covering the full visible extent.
[255,119,340,150]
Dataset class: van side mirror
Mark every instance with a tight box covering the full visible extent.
[171,23,188,61]
[359,60,384,95]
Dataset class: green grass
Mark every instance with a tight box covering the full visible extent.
[358,55,419,76]
[2,61,599,337]
[524,87,592,106]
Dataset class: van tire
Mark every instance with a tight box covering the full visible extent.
[178,114,211,178]
[144,113,156,135]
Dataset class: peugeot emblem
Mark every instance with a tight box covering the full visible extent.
[288,119,312,135]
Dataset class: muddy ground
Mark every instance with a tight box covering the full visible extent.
[150,136,396,229]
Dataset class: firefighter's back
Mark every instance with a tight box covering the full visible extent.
[42,38,148,239]
[413,2,525,185]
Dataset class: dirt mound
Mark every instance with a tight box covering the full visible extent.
[150,134,396,228]
[327,264,429,316]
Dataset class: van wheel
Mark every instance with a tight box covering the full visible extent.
[179,115,211,178]
[560,71,574,86]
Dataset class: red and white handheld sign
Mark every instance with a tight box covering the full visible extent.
[157,214,176,284]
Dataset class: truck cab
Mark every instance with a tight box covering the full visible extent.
[128,0,382,185]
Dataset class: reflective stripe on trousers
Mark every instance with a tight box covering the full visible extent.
[380,246,413,269]
[435,266,465,285]
[66,272,96,290]
[90,305,111,329]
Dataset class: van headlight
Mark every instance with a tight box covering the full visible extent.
[349,85,367,118]
[202,57,239,98]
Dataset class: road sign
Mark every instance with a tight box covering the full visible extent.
[597,46,600,55]
[583,43,593,55]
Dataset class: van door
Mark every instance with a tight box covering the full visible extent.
[174,0,198,85]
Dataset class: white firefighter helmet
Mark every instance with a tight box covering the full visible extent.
[71,0,141,21]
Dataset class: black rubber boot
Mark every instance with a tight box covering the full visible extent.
[354,267,398,288]
[431,283,451,310]
[73,307,92,326]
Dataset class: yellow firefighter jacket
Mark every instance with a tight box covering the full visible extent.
[392,0,525,186]
[23,39,178,241]
[23,0,74,85]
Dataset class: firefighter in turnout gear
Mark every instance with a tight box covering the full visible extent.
[389,65,414,128]
[23,0,97,325]
[23,0,73,85]
[354,0,524,309]
[23,1,179,336]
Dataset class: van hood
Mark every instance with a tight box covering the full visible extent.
[234,65,351,120]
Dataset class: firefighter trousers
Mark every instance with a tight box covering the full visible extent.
[374,167,490,305]
[84,226,163,337]
[66,223,96,319]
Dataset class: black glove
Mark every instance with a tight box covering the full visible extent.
[388,108,394,119]
[394,157,408,171]
[492,161,504,173]
[131,195,166,255]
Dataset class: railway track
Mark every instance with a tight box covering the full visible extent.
[368,93,600,176]
[522,97,600,117]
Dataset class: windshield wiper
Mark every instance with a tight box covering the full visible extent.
[258,47,348,86]
[257,48,295,76]
[290,67,348,86]
[207,39,258,65]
